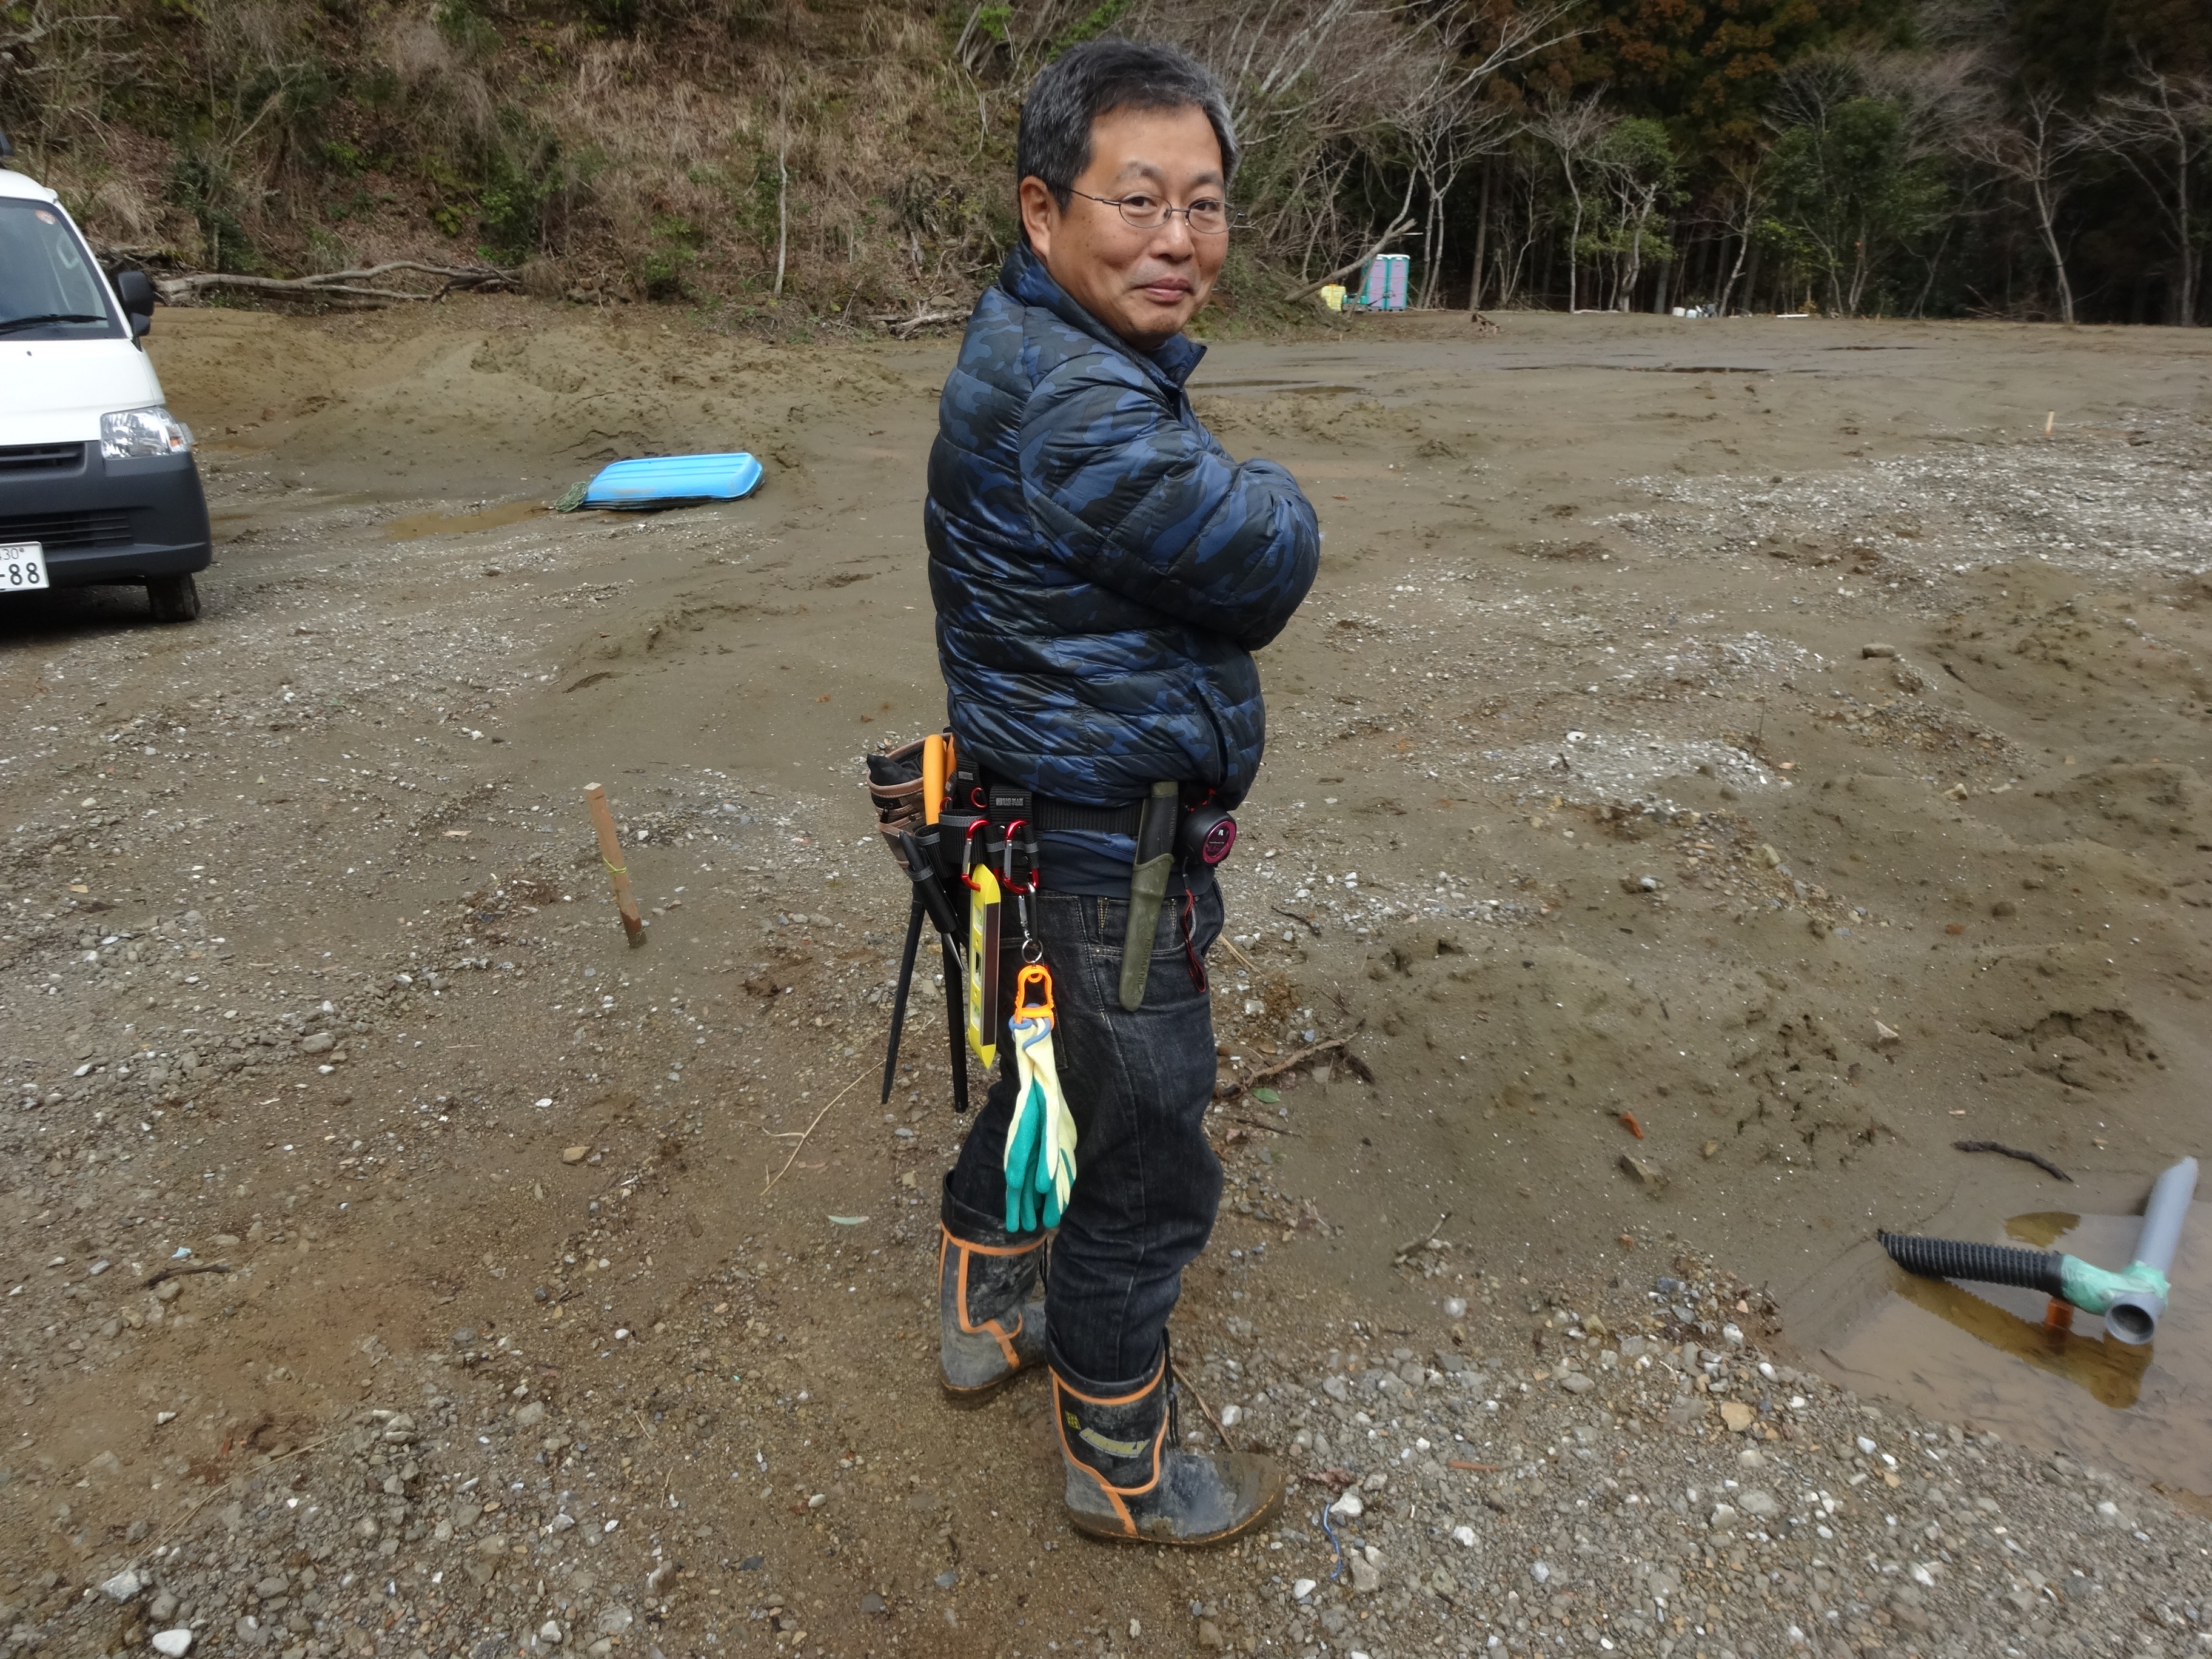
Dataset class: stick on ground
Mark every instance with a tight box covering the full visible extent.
[762,1066,874,1195]
[1952,1140,2072,1182]
[585,783,646,948]
[1171,1363,1239,1453]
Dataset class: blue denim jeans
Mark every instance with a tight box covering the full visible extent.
[945,883,1225,1390]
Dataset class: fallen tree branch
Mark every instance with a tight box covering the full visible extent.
[874,307,968,340]
[1287,214,1417,303]
[1170,1362,1238,1453]
[1952,1140,2072,1182]
[154,262,516,307]
[1392,1210,1453,1262]
[143,1259,231,1288]
[760,1064,873,1195]
[1215,1034,1362,1104]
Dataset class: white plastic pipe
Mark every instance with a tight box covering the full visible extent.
[2103,1157,2199,1346]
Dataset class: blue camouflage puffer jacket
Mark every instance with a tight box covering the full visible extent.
[925,241,1319,809]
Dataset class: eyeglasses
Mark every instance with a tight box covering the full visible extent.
[1068,189,1239,236]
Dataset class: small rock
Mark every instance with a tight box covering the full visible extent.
[1329,1491,1364,1520]
[1442,1296,1467,1318]
[1720,1322,1744,1347]
[538,1621,564,1645]
[859,1593,886,1616]
[1874,1021,1900,1045]
[1861,643,1898,659]
[300,1032,336,1054]
[99,1569,143,1603]
[1720,1401,1757,1433]
[594,1607,633,1637]
[1737,1447,1764,1469]
[934,1570,958,1590]
[152,1632,193,1658]
[514,1401,546,1428]
[1292,1579,1316,1601]
[1218,1404,1243,1428]
[562,1145,590,1164]
[1452,1525,1476,1547]
[1739,1490,1780,1518]
[1349,1556,1381,1595]
[1620,1153,1668,1195]
[1757,843,1782,868]
[1559,1372,1594,1395]
[1198,1620,1227,1649]
[1710,1503,1739,1528]
[1530,1561,1551,1584]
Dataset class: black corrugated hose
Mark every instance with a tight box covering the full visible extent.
[1877,1232,2068,1296]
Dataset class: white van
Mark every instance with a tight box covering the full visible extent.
[1,132,210,622]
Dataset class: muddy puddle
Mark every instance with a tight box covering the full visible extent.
[1818,1203,2212,1504]
[383,498,549,538]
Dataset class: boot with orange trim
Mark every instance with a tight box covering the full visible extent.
[1053,1339,1284,1546]
[937,1184,1048,1408]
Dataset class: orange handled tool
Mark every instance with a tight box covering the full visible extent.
[922,734,947,825]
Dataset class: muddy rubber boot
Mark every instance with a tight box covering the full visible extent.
[937,1198,1048,1409]
[1053,1342,1285,1546]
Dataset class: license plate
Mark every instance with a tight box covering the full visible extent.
[1,543,47,591]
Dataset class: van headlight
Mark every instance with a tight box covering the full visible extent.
[100,405,193,458]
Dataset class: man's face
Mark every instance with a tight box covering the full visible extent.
[1021,103,1228,353]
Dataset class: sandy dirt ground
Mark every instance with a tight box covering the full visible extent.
[3,298,2210,1659]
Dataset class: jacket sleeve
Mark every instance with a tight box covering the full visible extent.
[1016,350,1319,652]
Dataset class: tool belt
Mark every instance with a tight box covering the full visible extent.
[863,732,1239,1105]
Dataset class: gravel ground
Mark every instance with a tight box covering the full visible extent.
[10,1244,2211,1659]
[5,303,2210,1659]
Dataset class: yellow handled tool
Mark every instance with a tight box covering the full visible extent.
[965,862,1000,1069]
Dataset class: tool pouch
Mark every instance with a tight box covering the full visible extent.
[865,739,928,870]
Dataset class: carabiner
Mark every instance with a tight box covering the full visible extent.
[957,817,991,891]
[999,817,1039,896]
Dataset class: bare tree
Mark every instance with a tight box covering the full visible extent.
[1530,90,1612,313]
[1157,0,1576,302]
[1963,86,2097,324]
[1707,150,1766,315]
[1409,94,1513,306]
[2094,56,2212,325]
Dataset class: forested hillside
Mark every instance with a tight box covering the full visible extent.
[2,0,2206,326]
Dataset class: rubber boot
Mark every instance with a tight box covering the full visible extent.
[938,1186,1048,1409]
[1053,1339,1285,1546]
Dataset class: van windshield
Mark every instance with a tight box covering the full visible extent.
[0,196,122,340]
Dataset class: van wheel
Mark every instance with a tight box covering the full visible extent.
[147,574,201,624]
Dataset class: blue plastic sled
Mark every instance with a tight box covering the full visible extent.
[578,452,763,511]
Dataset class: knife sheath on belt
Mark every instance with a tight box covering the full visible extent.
[1118,780,1182,1012]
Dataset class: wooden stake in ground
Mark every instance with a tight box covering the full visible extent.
[585,783,646,948]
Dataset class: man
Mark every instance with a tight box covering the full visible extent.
[923,38,1319,1546]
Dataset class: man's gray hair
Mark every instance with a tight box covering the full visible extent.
[1017,38,1239,210]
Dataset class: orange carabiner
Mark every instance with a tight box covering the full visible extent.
[1013,961,1055,1024]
